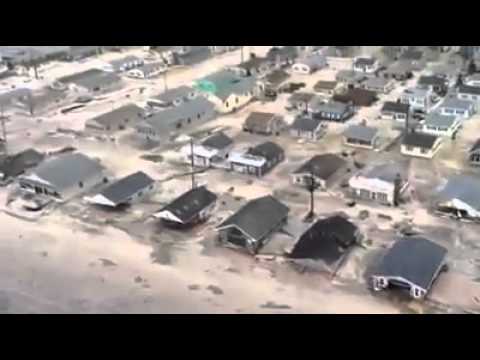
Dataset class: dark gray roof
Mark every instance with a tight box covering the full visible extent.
[25,152,104,191]
[343,124,378,142]
[400,49,423,61]
[316,100,351,114]
[99,171,154,206]
[437,174,480,211]
[217,195,290,242]
[288,92,315,104]
[160,186,217,224]
[363,163,406,183]
[152,86,196,103]
[314,80,337,91]
[265,69,289,86]
[58,69,121,90]
[289,215,358,264]
[469,139,480,153]
[248,141,284,162]
[423,113,457,128]
[87,104,145,129]
[201,132,233,149]
[418,75,447,87]
[244,112,277,131]
[402,132,438,149]
[354,57,376,67]
[381,101,409,114]
[440,97,474,111]
[458,84,480,95]
[293,154,346,180]
[0,148,44,180]
[290,117,322,132]
[363,77,390,89]
[374,237,447,291]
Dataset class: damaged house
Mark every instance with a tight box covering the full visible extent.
[420,113,461,139]
[0,148,45,185]
[371,237,447,300]
[348,162,408,206]
[286,215,361,274]
[289,116,326,141]
[84,171,155,208]
[58,69,123,95]
[435,174,480,220]
[181,132,233,168]
[353,57,380,74]
[291,53,327,75]
[380,101,410,123]
[216,195,290,255]
[333,88,378,108]
[153,186,217,229]
[84,104,145,135]
[18,152,107,202]
[147,86,198,109]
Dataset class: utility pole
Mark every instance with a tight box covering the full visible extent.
[305,171,318,222]
[241,46,244,64]
[163,70,168,92]
[190,138,195,190]
[1,105,7,155]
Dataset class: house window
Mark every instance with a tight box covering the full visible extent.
[377,192,388,203]
[406,145,414,151]
[420,147,428,154]
[236,97,239,104]
[225,101,229,108]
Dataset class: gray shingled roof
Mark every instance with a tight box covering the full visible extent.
[423,113,457,128]
[87,104,145,129]
[437,174,480,212]
[201,132,233,149]
[363,163,406,183]
[217,196,290,242]
[293,154,346,180]
[381,101,409,114]
[152,86,196,103]
[98,171,154,206]
[0,148,45,180]
[374,237,447,291]
[290,117,322,132]
[248,141,284,162]
[58,69,121,90]
[26,152,104,192]
[458,84,480,95]
[402,132,438,149]
[439,97,474,111]
[343,125,378,142]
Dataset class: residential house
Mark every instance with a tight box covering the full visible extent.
[153,186,217,229]
[348,163,408,206]
[291,154,346,189]
[382,60,414,81]
[263,69,290,91]
[290,116,326,141]
[287,92,315,112]
[312,100,354,122]
[84,171,155,208]
[343,124,379,150]
[435,174,480,220]
[216,195,290,254]
[209,46,240,55]
[58,69,123,95]
[421,113,461,139]
[353,57,379,74]
[401,131,443,159]
[291,53,327,75]
[228,141,285,177]
[335,70,367,87]
[175,46,212,67]
[16,88,69,115]
[182,132,233,168]
[84,104,145,134]
[437,97,476,119]
[381,101,410,122]
[362,77,394,94]
[371,237,447,300]
[0,148,45,185]
[465,73,480,87]
[147,86,198,108]
[457,84,480,104]
[104,56,144,73]
[18,152,107,202]
[468,139,480,166]
[136,97,216,142]
[194,70,259,113]
[286,215,361,273]
[400,87,434,113]
[314,80,338,95]
[333,88,378,107]
[64,46,101,61]
[266,46,299,68]
[127,62,167,79]
[417,75,448,96]
[399,49,426,71]
[243,112,284,135]
[233,56,272,77]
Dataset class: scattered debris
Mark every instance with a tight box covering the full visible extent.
[378,213,393,221]
[98,258,117,267]
[207,285,224,295]
[188,284,201,291]
[260,301,292,310]
[142,283,151,289]
[358,210,370,220]
[228,187,234,193]
[225,267,240,274]
[39,251,48,258]
[134,276,144,284]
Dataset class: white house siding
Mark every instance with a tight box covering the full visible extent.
[421,120,461,138]
[458,93,480,104]
[400,141,442,159]
[349,177,398,205]
[292,64,311,75]
[439,107,473,119]
[372,276,427,299]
